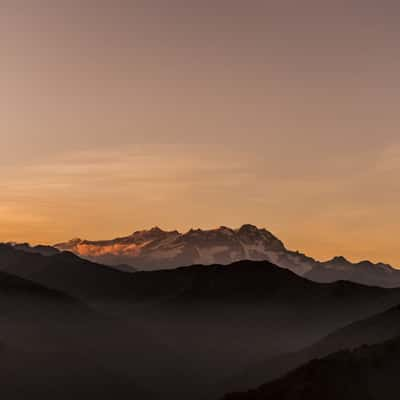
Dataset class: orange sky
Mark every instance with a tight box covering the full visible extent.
[1,1,400,266]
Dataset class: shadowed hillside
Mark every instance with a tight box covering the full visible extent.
[223,337,400,400]
[220,304,400,396]
[2,245,400,399]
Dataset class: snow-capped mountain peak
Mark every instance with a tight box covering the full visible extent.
[54,224,400,287]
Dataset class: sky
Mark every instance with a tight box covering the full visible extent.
[1,1,400,265]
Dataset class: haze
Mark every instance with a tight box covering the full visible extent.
[1,1,400,266]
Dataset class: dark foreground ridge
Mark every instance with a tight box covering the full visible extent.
[1,244,400,400]
[223,336,400,400]
[221,304,400,396]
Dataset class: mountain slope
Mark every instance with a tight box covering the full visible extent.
[2,244,400,320]
[0,244,144,300]
[221,304,400,396]
[55,225,311,273]
[0,265,87,322]
[305,256,399,287]
[223,336,400,400]
[54,225,400,287]
[8,242,60,256]
[0,247,172,400]
[4,246,400,399]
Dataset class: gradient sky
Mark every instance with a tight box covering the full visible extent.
[1,1,400,265]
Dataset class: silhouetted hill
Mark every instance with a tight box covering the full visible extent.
[223,336,400,400]
[0,244,142,299]
[4,243,399,308]
[112,263,138,272]
[0,247,169,400]
[3,246,400,399]
[305,256,400,287]
[0,266,85,320]
[8,242,60,256]
[2,245,400,331]
[0,268,62,294]
[0,252,157,400]
[124,261,400,319]
[221,304,400,396]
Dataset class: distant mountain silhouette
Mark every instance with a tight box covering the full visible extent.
[0,243,396,302]
[0,244,142,299]
[305,256,399,287]
[111,263,138,272]
[3,245,400,399]
[8,242,60,256]
[0,267,80,317]
[223,336,400,400]
[54,225,400,287]
[0,274,155,400]
[2,244,400,318]
[0,246,169,400]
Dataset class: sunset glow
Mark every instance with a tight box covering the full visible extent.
[1,1,400,266]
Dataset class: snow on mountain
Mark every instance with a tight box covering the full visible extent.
[54,224,318,276]
[55,225,296,271]
[54,224,400,287]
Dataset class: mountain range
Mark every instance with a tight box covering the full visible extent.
[1,244,400,399]
[54,224,400,287]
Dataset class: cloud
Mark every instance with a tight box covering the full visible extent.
[0,205,45,224]
[5,145,250,189]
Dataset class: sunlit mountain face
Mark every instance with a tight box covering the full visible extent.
[55,225,306,272]
[54,225,400,288]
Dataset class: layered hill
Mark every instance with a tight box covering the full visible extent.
[223,336,400,400]
[305,256,398,287]
[221,304,400,396]
[1,245,400,377]
[2,245,400,399]
[1,243,400,312]
[7,242,60,256]
[0,246,171,400]
[0,267,83,320]
[0,244,143,300]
